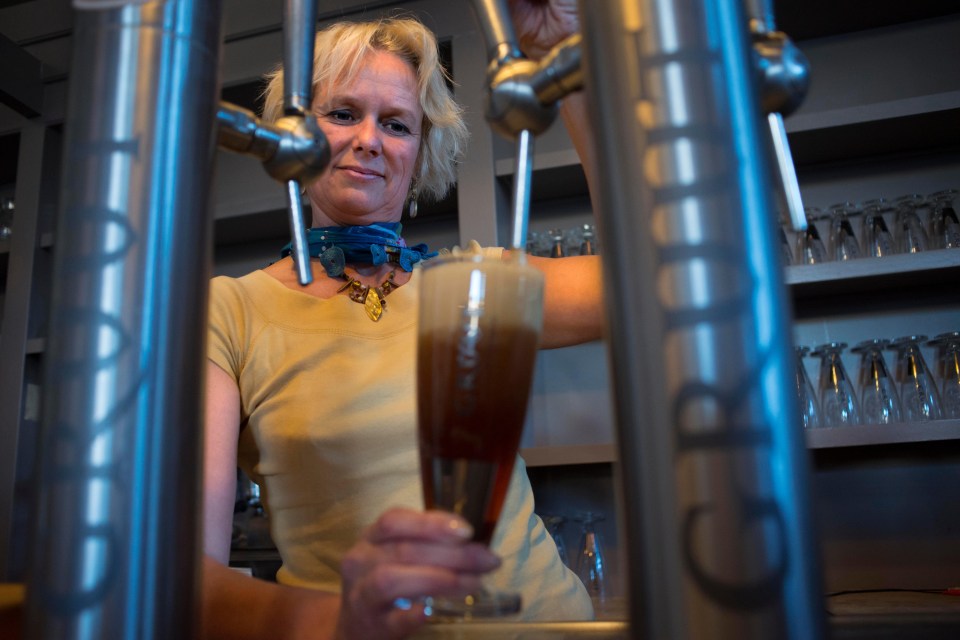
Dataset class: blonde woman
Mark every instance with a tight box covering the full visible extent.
[202,3,599,638]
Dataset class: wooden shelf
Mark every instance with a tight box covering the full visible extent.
[775,1,959,42]
[786,248,960,301]
[805,419,960,449]
[786,92,960,135]
[789,108,960,169]
[521,444,616,467]
[25,338,45,355]
[521,420,960,466]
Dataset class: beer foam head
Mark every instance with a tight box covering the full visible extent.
[418,254,544,336]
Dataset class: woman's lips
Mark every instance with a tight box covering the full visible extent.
[339,165,383,180]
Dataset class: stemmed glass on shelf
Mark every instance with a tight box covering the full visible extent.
[810,342,860,427]
[827,201,862,261]
[928,332,960,419]
[889,335,942,422]
[796,207,830,265]
[794,346,821,429]
[893,194,931,254]
[574,511,607,604]
[859,198,897,258]
[928,189,960,249]
[851,339,902,425]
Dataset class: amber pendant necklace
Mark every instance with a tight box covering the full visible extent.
[337,270,399,322]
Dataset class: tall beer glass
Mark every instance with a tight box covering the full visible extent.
[417,251,544,617]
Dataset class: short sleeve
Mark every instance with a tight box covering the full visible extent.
[207,276,246,381]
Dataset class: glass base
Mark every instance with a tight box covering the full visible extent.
[396,588,521,619]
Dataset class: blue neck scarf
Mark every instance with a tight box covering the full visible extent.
[279,222,437,277]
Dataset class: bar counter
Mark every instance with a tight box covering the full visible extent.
[411,618,960,640]
[411,591,960,640]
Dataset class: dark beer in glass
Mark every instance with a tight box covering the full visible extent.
[417,252,544,616]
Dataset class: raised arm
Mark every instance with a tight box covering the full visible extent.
[505,0,603,349]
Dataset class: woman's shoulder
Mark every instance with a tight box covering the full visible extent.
[208,270,279,319]
[211,269,273,293]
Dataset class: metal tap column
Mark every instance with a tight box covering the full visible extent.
[26,1,221,637]
[579,1,826,638]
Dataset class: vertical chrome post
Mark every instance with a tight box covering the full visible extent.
[26,0,221,637]
[580,0,826,637]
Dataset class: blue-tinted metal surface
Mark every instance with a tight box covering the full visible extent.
[26,1,221,637]
[580,0,826,637]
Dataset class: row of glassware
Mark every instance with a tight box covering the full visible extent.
[783,189,960,265]
[527,223,599,257]
[795,332,960,429]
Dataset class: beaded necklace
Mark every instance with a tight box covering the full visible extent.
[337,269,399,322]
[279,223,434,322]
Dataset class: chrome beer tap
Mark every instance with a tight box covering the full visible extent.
[216,0,330,285]
[26,1,327,637]
[468,0,583,251]
[747,0,811,232]
[579,0,827,637]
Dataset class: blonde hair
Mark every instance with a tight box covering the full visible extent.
[262,17,468,203]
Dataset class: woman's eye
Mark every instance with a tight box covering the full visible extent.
[384,120,411,135]
[328,110,354,122]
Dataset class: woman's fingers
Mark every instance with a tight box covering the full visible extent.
[362,507,475,544]
[336,508,503,640]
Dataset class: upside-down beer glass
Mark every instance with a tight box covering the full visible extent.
[851,339,902,425]
[417,251,544,617]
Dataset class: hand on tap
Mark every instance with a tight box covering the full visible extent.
[507,0,580,61]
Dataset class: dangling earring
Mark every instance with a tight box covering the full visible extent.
[407,183,419,219]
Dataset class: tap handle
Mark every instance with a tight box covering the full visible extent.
[768,113,806,232]
[282,0,318,117]
[511,129,534,254]
[285,180,313,285]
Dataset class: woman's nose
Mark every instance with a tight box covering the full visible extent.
[353,117,382,155]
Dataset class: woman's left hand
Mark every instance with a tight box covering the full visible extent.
[334,508,500,640]
[507,0,580,60]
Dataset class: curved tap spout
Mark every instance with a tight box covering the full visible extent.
[529,33,584,106]
[751,27,810,117]
[486,57,559,139]
[469,0,562,139]
[216,102,330,183]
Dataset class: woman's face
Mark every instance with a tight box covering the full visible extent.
[307,50,423,227]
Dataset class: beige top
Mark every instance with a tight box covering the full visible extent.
[207,255,593,621]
